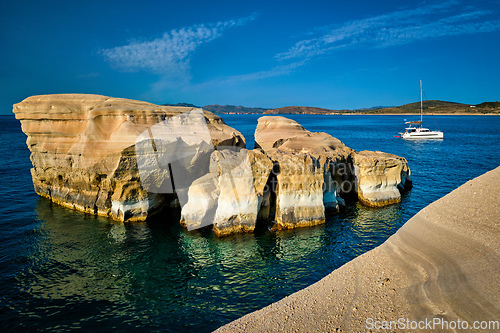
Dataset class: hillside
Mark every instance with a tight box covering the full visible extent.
[263,100,499,115]
[162,100,500,115]
[162,102,201,108]
[361,100,499,114]
[264,106,341,114]
[203,104,267,114]
[476,101,500,109]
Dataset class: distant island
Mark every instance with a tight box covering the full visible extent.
[163,100,500,115]
[162,103,267,114]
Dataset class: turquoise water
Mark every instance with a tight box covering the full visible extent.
[1,114,499,332]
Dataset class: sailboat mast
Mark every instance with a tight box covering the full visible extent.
[420,80,423,127]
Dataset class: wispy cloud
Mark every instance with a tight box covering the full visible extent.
[101,14,257,81]
[147,60,308,99]
[208,59,309,84]
[276,1,500,60]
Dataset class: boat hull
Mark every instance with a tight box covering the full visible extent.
[401,131,443,140]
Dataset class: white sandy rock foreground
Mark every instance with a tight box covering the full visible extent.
[216,166,500,332]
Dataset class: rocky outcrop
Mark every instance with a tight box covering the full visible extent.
[15,96,411,236]
[268,150,329,229]
[215,149,272,236]
[253,116,410,229]
[354,151,411,207]
[255,116,354,229]
[13,94,245,222]
[263,106,337,115]
[254,116,347,152]
[180,148,273,236]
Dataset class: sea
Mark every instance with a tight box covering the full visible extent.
[0,114,499,332]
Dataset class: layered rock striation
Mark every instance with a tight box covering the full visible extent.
[180,148,273,236]
[354,150,412,207]
[14,94,245,222]
[254,116,355,229]
[252,116,411,230]
[15,95,411,236]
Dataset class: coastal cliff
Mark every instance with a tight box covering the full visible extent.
[254,116,355,229]
[252,116,411,229]
[180,148,273,236]
[14,95,411,236]
[354,150,412,207]
[13,94,245,222]
[172,116,412,234]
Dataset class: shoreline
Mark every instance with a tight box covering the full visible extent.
[336,112,500,116]
[264,112,500,116]
[215,166,500,332]
[2,113,499,117]
[212,112,500,116]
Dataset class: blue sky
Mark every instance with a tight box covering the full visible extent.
[1,0,499,114]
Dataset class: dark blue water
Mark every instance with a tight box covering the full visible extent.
[1,114,499,332]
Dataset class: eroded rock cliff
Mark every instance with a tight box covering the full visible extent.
[179,148,274,236]
[354,150,412,207]
[252,116,411,230]
[15,95,411,236]
[254,116,355,229]
[14,94,245,222]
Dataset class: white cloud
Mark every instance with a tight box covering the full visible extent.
[147,59,308,100]
[208,59,309,84]
[276,1,500,60]
[101,14,257,81]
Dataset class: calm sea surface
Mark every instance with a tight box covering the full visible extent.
[1,114,499,332]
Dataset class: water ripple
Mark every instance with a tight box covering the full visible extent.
[1,115,499,332]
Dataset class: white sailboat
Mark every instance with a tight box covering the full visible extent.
[399,80,443,139]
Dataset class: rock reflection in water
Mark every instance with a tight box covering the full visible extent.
[17,195,405,331]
